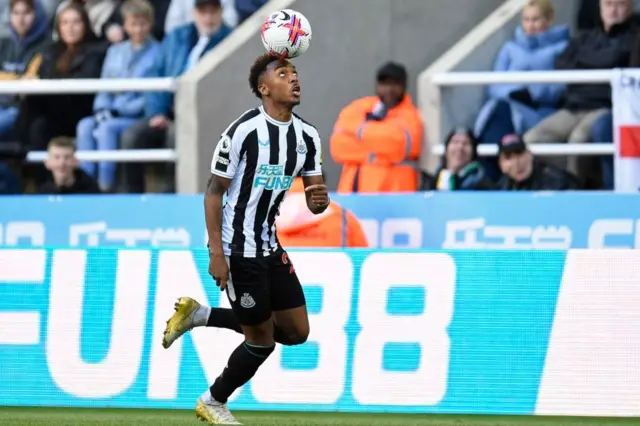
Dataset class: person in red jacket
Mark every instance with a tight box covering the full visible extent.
[276,177,369,248]
[330,62,424,193]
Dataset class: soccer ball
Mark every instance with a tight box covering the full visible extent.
[261,9,312,59]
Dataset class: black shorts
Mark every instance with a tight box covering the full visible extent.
[226,248,306,326]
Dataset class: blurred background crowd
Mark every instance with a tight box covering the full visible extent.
[0,0,637,195]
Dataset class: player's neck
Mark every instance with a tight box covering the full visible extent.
[262,102,292,123]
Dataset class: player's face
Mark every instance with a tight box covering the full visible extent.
[263,60,301,106]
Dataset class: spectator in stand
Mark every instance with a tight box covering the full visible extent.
[422,127,494,191]
[578,0,640,29]
[474,0,569,181]
[16,1,104,184]
[39,136,101,193]
[524,0,638,184]
[119,0,231,193]
[496,134,580,190]
[235,0,267,25]
[330,62,423,193]
[276,176,369,248]
[55,0,123,44]
[164,0,236,32]
[75,0,159,192]
[0,0,50,142]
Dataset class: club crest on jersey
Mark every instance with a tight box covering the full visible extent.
[218,135,231,154]
[296,139,307,154]
[240,293,256,308]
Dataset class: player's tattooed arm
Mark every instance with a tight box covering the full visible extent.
[204,174,231,256]
[302,175,330,215]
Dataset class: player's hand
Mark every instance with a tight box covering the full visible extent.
[305,184,329,206]
[208,253,229,291]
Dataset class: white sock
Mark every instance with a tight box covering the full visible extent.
[200,389,222,405]
[191,306,211,327]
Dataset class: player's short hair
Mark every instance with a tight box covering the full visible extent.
[249,53,280,99]
[48,136,76,152]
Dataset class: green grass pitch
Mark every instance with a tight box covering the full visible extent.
[0,407,639,426]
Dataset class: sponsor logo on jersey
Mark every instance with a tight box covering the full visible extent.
[253,164,293,190]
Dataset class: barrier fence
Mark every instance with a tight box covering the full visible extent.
[429,69,616,157]
[0,69,618,164]
[0,78,178,164]
[1,247,639,416]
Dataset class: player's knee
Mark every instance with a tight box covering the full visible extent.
[287,323,309,345]
[290,330,308,345]
[242,321,275,347]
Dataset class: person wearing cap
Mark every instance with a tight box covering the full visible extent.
[496,134,580,190]
[119,0,231,193]
[330,61,423,193]
[421,127,494,191]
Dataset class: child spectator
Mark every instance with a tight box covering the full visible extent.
[422,127,494,190]
[474,0,569,181]
[55,0,123,43]
[39,136,101,193]
[17,2,105,157]
[330,62,423,193]
[76,0,159,192]
[120,0,231,193]
[0,0,49,141]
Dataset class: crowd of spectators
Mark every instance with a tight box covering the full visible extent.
[0,0,637,195]
[331,0,640,193]
[0,0,266,194]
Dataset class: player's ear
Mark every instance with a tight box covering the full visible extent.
[258,81,269,97]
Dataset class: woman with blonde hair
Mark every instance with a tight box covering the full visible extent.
[474,0,569,180]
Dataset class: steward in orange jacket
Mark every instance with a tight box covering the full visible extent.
[276,178,369,248]
[330,62,424,193]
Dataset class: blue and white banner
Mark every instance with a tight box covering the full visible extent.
[1,193,640,249]
[1,248,639,416]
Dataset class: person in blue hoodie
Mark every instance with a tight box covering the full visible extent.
[0,0,49,142]
[120,0,231,193]
[75,0,160,192]
[474,0,569,181]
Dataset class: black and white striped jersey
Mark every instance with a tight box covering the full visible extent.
[210,106,323,258]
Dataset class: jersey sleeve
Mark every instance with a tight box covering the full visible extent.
[301,127,323,177]
[210,131,242,179]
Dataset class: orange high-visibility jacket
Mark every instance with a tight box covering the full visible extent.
[276,178,369,248]
[330,95,424,193]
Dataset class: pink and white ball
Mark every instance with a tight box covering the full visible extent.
[261,9,312,59]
